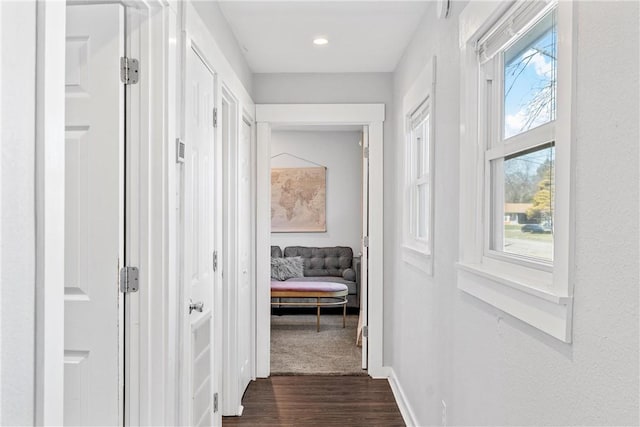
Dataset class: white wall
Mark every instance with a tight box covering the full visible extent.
[191,1,253,96]
[388,2,464,424]
[270,130,362,253]
[0,1,37,424]
[253,72,392,106]
[388,1,639,426]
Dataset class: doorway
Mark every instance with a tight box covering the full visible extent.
[255,104,386,379]
[268,125,366,375]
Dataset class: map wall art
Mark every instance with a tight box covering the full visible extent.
[271,167,326,232]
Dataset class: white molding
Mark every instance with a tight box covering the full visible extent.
[256,103,385,124]
[255,103,385,378]
[401,246,433,275]
[387,368,419,427]
[221,85,241,417]
[164,5,179,424]
[255,122,272,378]
[456,263,571,304]
[184,2,254,107]
[121,2,176,426]
[368,121,384,376]
[457,266,573,342]
[248,111,257,383]
[552,0,578,298]
[34,2,66,425]
[457,1,575,343]
[368,365,391,380]
[458,1,511,50]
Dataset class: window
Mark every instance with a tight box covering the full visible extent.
[457,0,574,342]
[402,57,436,273]
[407,101,431,247]
[483,5,558,267]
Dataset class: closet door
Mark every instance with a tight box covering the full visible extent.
[64,4,125,425]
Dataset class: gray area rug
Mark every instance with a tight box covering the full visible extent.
[270,314,366,376]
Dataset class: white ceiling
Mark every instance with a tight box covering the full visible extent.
[218,1,430,73]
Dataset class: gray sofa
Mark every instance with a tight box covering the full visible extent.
[271,245,360,308]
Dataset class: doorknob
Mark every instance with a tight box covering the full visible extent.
[189,299,204,314]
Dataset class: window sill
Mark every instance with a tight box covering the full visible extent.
[402,245,433,275]
[456,262,573,342]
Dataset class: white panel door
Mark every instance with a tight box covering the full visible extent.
[64,4,125,426]
[183,46,216,427]
[360,126,369,370]
[237,117,253,395]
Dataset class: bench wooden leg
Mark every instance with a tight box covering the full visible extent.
[317,298,320,332]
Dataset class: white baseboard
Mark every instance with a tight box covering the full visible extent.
[387,368,419,427]
[369,365,391,379]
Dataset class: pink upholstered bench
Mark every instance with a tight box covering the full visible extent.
[271,281,348,332]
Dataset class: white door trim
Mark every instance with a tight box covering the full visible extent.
[255,103,387,378]
[35,2,66,425]
[221,84,240,416]
[121,3,176,426]
[221,85,257,417]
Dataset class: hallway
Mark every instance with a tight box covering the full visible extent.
[222,376,405,427]
[1,1,639,426]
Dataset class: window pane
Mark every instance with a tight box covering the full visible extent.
[414,118,429,179]
[414,123,423,179]
[416,183,429,239]
[418,117,429,177]
[493,144,555,261]
[504,9,557,139]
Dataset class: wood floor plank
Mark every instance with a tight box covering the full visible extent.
[223,376,405,427]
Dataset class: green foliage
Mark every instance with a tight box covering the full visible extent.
[526,159,554,223]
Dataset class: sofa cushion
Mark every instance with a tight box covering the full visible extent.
[271,281,348,294]
[271,256,303,281]
[285,276,356,295]
[283,246,353,277]
[342,268,356,282]
[271,246,283,258]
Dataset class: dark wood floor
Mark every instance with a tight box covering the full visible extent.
[223,376,405,427]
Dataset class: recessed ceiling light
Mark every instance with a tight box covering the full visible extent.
[313,37,329,46]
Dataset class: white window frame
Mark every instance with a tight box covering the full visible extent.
[457,1,575,342]
[402,57,436,274]
[406,102,431,246]
[482,2,558,271]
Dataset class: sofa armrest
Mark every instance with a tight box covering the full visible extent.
[353,256,361,300]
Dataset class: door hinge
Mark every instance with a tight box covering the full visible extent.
[176,138,185,164]
[119,266,139,293]
[213,392,219,413]
[363,236,369,248]
[363,325,368,338]
[213,251,218,272]
[120,57,139,85]
[364,147,369,158]
[213,108,218,128]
